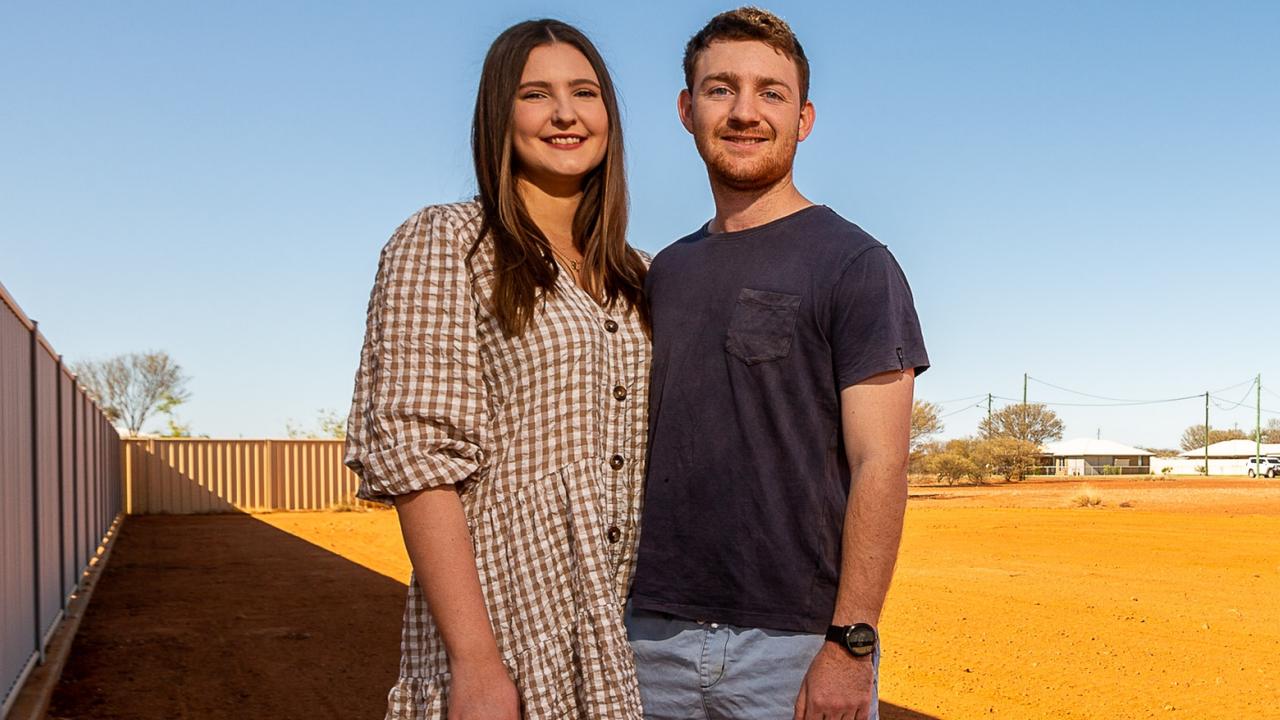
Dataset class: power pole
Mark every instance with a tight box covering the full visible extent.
[1257,374,1262,470]
[987,393,992,425]
[1023,373,1028,406]
[1204,391,1210,476]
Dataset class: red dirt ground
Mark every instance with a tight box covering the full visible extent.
[48,477,1280,719]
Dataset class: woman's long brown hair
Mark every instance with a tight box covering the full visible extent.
[471,19,649,337]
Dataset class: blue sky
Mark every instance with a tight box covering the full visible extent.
[3,1,1278,447]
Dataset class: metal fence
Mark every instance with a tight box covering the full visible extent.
[1,281,122,717]
[123,438,372,514]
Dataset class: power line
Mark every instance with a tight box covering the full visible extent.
[930,393,988,406]
[1026,376,1149,403]
[993,393,1202,408]
[1210,378,1259,411]
[1027,374,1257,406]
[939,402,984,420]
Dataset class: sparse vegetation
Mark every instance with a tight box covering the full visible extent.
[1071,486,1104,507]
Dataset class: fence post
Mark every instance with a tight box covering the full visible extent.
[71,378,80,584]
[56,355,66,609]
[29,320,43,661]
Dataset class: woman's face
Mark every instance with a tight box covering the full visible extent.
[511,43,609,192]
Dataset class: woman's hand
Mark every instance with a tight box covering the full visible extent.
[447,658,521,720]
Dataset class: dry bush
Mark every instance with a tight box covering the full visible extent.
[1070,486,1104,507]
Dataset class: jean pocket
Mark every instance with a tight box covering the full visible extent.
[724,288,801,365]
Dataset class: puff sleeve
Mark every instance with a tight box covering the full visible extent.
[343,207,488,504]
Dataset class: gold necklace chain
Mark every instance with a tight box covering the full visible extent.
[549,245,582,275]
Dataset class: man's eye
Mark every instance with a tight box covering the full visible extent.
[708,87,731,96]
[763,91,784,101]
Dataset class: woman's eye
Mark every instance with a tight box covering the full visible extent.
[521,91,548,100]
[574,89,599,99]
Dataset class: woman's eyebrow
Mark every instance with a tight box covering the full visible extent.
[517,78,601,90]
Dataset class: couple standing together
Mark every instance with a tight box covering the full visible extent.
[345,7,929,720]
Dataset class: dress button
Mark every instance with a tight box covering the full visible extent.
[606,526,622,544]
[612,385,627,401]
[609,454,625,470]
[604,319,619,333]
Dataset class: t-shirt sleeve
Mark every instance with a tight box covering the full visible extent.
[830,245,930,389]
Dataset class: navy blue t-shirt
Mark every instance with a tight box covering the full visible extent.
[630,205,929,633]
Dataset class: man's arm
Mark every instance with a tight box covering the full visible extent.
[795,368,915,720]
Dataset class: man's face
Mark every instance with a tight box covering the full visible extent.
[679,40,815,192]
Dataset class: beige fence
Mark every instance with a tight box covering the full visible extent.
[123,438,375,514]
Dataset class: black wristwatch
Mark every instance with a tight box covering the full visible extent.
[825,623,877,658]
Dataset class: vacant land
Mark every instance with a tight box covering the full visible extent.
[50,478,1279,719]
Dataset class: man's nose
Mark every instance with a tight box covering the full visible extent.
[728,93,761,125]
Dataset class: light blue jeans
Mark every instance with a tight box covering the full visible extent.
[626,605,880,720]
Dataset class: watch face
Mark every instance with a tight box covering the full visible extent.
[844,625,877,656]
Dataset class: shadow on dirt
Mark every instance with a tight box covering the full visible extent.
[49,515,404,719]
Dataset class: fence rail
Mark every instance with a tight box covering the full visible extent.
[123,438,372,514]
[2,280,122,718]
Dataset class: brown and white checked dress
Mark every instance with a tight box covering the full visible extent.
[344,200,649,719]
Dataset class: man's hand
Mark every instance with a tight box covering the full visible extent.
[794,642,874,720]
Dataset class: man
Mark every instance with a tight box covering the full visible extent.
[627,7,929,720]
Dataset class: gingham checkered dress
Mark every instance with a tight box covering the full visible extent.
[344,201,648,719]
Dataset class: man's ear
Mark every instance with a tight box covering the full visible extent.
[797,99,815,142]
[677,88,695,135]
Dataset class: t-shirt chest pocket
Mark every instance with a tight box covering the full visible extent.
[724,288,802,365]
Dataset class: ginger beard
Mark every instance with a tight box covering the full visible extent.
[691,111,800,193]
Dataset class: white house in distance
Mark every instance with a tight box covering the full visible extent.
[1039,438,1153,476]
[1160,439,1280,476]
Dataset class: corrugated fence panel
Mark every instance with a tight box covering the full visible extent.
[36,346,63,647]
[59,370,77,601]
[1,291,36,715]
[123,438,371,513]
[2,281,123,715]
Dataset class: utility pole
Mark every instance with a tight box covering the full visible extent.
[987,393,992,426]
[1204,391,1210,476]
[1257,374,1262,471]
[1023,373,1028,406]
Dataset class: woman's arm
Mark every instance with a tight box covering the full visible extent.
[395,487,519,720]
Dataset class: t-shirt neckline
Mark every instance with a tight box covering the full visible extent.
[699,205,829,241]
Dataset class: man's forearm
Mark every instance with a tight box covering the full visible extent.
[830,457,909,626]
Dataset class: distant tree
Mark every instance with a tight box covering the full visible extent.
[978,403,1064,446]
[923,438,986,485]
[286,408,347,439]
[73,351,191,436]
[973,437,1041,482]
[910,401,944,454]
[1179,424,1249,451]
[161,416,193,438]
[1247,418,1280,444]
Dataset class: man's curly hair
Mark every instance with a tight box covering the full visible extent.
[683,7,810,103]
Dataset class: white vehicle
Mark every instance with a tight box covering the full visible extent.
[1245,456,1280,478]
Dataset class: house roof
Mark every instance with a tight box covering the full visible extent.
[1179,439,1280,458]
[1041,438,1153,457]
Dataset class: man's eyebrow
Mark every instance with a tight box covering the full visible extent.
[517,78,601,90]
[699,72,794,92]
[700,71,741,87]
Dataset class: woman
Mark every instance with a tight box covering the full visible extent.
[344,19,650,720]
